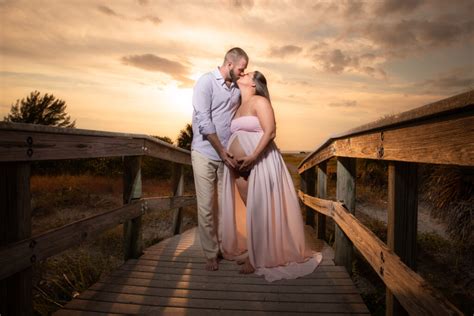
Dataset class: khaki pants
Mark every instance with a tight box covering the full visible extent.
[191,150,224,259]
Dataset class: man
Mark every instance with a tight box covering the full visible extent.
[191,47,249,271]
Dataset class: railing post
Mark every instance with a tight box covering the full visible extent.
[334,157,356,273]
[386,161,418,316]
[316,161,327,240]
[0,162,32,316]
[123,156,143,260]
[300,167,316,227]
[171,163,184,235]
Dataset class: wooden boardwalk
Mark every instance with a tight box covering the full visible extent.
[55,227,369,315]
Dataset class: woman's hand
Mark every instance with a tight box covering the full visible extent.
[238,154,257,172]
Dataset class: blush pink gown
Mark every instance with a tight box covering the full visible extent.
[220,116,322,282]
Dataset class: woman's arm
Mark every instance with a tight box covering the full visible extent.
[238,96,276,171]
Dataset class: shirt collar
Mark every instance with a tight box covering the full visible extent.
[213,67,236,89]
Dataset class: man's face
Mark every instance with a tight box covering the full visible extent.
[229,57,248,83]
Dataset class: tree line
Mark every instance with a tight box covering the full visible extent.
[3,91,193,178]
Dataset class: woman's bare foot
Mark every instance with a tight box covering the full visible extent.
[239,258,255,274]
[206,258,218,271]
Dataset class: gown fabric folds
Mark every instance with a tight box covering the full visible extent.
[220,116,322,282]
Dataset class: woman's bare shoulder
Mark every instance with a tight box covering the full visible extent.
[251,95,272,108]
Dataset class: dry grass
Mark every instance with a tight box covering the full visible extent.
[30,174,197,315]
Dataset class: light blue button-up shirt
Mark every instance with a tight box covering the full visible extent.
[191,67,241,161]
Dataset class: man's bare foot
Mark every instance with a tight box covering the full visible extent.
[206,258,218,271]
[236,259,245,265]
[239,258,255,274]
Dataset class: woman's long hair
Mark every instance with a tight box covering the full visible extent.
[253,71,270,101]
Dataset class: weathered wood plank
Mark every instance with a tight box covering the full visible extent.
[334,157,355,273]
[316,162,327,240]
[108,269,355,286]
[298,191,463,315]
[386,162,418,316]
[94,276,362,294]
[59,299,370,316]
[0,122,192,164]
[298,100,474,173]
[301,167,316,226]
[171,163,185,235]
[0,162,32,316]
[0,196,196,280]
[89,283,365,303]
[123,156,143,260]
[73,290,369,313]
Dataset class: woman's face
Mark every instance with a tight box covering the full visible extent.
[237,72,255,89]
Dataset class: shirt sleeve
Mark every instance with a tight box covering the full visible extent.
[192,75,216,136]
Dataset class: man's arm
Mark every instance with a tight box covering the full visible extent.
[206,133,237,169]
[192,75,237,168]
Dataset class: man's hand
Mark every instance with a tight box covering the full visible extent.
[219,149,238,169]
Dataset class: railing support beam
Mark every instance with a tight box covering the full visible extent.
[0,162,32,316]
[316,162,327,240]
[171,163,184,235]
[386,161,418,316]
[334,157,356,273]
[300,167,316,227]
[123,156,143,260]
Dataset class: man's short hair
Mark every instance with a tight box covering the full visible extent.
[224,47,249,64]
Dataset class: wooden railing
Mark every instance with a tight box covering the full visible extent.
[0,122,196,315]
[298,90,473,316]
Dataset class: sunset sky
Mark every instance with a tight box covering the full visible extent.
[1,0,473,151]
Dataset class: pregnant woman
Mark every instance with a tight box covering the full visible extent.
[220,71,322,282]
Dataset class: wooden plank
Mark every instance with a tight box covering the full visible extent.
[298,191,463,315]
[0,196,195,280]
[145,139,191,165]
[123,156,143,260]
[171,163,184,234]
[108,269,354,286]
[316,162,327,240]
[301,167,316,226]
[0,122,192,164]
[89,283,365,303]
[122,260,341,272]
[386,162,418,316]
[0,162,32,316]
[94,276,362,294]
[59,299,370,316]
[0,129,144,161]
[334,157,355,273]
[299,90,474,172]
[72,290,369,313]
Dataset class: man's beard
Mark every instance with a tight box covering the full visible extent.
[229,68,238,83]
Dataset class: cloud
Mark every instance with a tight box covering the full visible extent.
[138,15,162,25]
[137,0,149,5]
[229,0,254,10]
[98,5,161,25]
[343,0,365,17]
[269,45,303,58]
[97,5,121,17]
[364,17,474,56]
[317,49,357,73]
[328,100,358,107]
[121,54,193,87]
[375,0,424,15]
[417,73,474,91]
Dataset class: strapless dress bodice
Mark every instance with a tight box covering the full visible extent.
[230,116,263,133]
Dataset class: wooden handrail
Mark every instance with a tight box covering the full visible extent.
[0,122,191,165]
[0,195,196,281]
[298,191,462,316]
[298,90,474,173]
